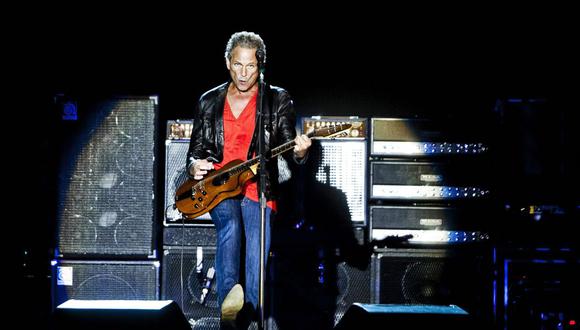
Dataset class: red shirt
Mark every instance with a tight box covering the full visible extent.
[214,90,276,210]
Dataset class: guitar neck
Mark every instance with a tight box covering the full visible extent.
[225,124,348,174]
[269,130,315,159]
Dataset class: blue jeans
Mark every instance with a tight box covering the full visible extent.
[209,196,271,311]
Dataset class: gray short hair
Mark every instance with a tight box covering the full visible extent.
[224,31,266,65]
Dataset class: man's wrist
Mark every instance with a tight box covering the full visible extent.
[293,151,308,164]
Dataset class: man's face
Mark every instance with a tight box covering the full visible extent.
[226,46,259,93]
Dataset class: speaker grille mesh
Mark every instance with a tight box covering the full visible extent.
[164,139,212,224]
[57,97,156,257]
[52,260,159,308]
[315,140,367,223]
[161,246,219,328]
[335,262,371,324]
[374,249,492,317]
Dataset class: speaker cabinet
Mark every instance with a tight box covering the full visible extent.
[53,300,190,330]
[308,139,367,224]
[163,225,217,247]
[335,262,372,324]
[161,246,219,328]
[51,260,159,309]
[371,248,493,323]
[164,139,212,225]
[56,95,158,257]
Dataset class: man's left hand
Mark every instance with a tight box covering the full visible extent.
[293,134,312,159]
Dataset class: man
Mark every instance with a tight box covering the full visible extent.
[186,31,311,327]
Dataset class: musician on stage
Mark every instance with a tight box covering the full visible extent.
[186,31,312,328]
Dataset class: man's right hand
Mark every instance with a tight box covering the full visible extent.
[190,159,214,180]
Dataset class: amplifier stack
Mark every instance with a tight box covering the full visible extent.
[52,95,160,310]
[369,117,492,245]
[161,119,220,327]
[367,117,494,323]
[159,116,495,326]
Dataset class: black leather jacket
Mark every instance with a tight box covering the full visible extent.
[186,81,298,200]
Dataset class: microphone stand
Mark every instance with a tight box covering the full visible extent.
[257,70,267,330]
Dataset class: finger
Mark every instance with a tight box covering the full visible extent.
[297,136,310,148]
[293,139,301,148]
[200,163,213,170]
[295,147,306,155]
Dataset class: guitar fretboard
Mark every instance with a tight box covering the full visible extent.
[206,124,350,181]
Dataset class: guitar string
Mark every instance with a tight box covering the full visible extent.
[191,124,348,190]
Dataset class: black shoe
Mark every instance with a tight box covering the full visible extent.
[235,302,255,330]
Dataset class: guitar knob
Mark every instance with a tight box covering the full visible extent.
[194,204,199,209]
[198,197,203,202]
[202,191,207,195]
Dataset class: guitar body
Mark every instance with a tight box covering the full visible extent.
[174,159,256,219]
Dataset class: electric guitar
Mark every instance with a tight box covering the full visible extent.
[175,123,354,219]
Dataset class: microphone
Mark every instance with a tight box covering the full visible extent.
[199,266,215,305]
[256,49,266,73]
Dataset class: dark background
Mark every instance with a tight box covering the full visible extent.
[10,5,577,116]
[9,4,578,328]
